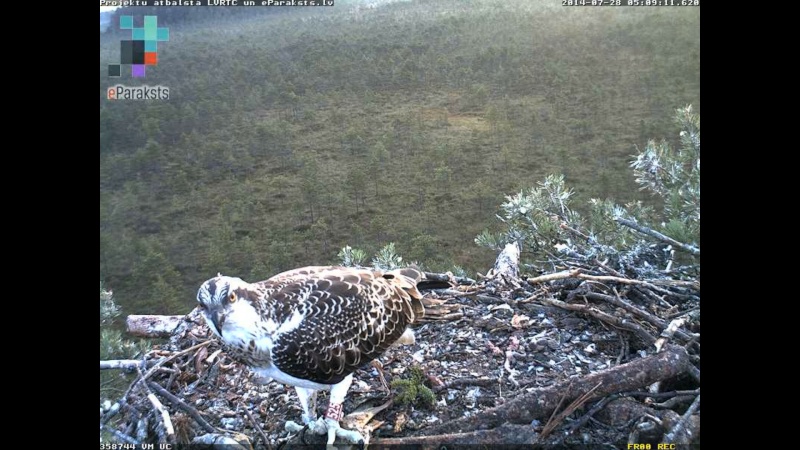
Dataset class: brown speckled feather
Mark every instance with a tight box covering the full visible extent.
[245,267,425,385]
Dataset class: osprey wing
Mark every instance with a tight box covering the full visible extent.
[265,267,424,385]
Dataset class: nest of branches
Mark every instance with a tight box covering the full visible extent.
[100,249,699,449]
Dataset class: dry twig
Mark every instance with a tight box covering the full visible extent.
[540,382,602,440]
[147,381,216,433]
[242,402,271,450]
[654,317,688,352]
[100,423,140,445]
[541,297,657,345]
[662,393,700,444]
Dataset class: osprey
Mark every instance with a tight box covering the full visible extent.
[196,266,433,446]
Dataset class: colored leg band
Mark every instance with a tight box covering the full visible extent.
[325,403,344,422]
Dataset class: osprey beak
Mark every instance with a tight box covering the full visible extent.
[208,310,224,337]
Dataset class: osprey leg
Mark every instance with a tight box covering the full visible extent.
[323,374,364,445]
[284,374,365,445]
[285,387,329,435]
[295,387,318,424]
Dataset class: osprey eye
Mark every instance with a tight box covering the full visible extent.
[229,292,237,303]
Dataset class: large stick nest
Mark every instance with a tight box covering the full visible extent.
[100,260,699,449]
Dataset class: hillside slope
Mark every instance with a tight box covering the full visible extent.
[99,0,700,314]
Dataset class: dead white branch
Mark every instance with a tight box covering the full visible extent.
[127,315,184,338]
[654,317,688,353]
[146,393,175,440]
[100,359,151,371]
[527,269,581,285]
[191,434,250,450]
[527,269,699,292]
[485,242,521,287]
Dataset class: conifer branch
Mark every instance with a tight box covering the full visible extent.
[615,218,700,256]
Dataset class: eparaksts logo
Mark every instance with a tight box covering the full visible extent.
[107,85,170,100]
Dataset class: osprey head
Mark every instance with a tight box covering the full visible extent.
[196,275,258,339]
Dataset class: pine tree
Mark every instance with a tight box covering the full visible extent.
[476,106,700,279]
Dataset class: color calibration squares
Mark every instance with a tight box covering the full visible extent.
[108,16,169,78]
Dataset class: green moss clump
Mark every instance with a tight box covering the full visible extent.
[391,366,436,408]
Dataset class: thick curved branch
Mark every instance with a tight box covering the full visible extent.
[417,345,691,436]
[371,423,538,447]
